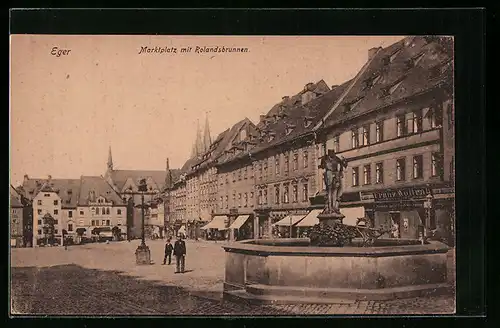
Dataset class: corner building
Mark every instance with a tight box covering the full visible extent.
[317,36,454,243]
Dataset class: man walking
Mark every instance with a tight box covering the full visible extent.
[173,234,186,273]
[163,238,173,265]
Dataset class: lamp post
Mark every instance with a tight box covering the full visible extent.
[423,193,434,244]
[125,179,157,265]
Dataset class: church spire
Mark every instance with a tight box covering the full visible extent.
[107,146,113,171]
[203,113,212,153]
[164,157,173,189]
[194,119,204,158]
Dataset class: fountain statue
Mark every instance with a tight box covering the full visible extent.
[320,149,348,216]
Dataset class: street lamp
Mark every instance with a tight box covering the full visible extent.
[423,193,434,244]
[124,178,157,265]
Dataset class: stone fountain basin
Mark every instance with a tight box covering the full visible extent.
[222,238,451,304]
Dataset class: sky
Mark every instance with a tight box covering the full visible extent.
[10,35,404,187]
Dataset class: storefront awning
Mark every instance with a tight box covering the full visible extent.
[273,215,305,227]
[295,209,323,227]
[200,216,227,230]
[228,215,250,230]
[340,207,365,226]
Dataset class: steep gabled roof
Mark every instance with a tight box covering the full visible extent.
[323,36,453,128]
[10,185,23,207]
[109,170,167,191]
[21,178,81,208]
[78,176,126,206]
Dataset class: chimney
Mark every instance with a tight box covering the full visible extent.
[166,158,170,171]
[259,114,266,122]
[282,96,289,102]
[331,85,339,90]
[47,175,52,181]
[23,174,29,183]
[304,82,315,91]
[368,47,381,60]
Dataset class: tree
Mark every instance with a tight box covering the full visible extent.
[42,214,55,245]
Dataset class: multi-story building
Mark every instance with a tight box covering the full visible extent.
[210,118,260,240]
[104,147,179,239]
[216,80,350,239]
[316,36,454,242]
[76,176,128,241]
[28,176,81,246]
[21,175,128,245]
[10,185,26,247]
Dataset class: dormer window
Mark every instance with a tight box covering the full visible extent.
[304,116,313,128]
[389,79,404,94]
[285,124,296,135]
[344,97,363,112]
[363,73,382,90]
[268,132,276,142]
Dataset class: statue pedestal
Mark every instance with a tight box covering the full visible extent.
[135,244,151,265]
[317,211,345,228]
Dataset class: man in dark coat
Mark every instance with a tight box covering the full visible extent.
[163,238,173,265]
[173,235,186,273]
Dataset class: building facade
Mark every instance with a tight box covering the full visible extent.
[317,36,454,243]
[10,185,25,247]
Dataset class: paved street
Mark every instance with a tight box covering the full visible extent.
[10,239,455,315]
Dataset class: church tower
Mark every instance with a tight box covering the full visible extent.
[203,113,212,153]
[107,146,113,171]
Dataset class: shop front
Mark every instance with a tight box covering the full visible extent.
[228,213,254,241]
[360,185,455,243]
[272,214,306,238]
[200,215,228,241]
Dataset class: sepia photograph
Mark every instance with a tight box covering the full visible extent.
[10,34,455,316]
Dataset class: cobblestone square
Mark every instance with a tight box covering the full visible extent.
[10,239,455,316]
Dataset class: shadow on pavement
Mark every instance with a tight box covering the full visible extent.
[9,264,293,316]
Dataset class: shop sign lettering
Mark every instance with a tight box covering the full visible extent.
[372,187,430,201]
[374,201,424,210]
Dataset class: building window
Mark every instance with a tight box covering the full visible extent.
[375,162,384,184]
[220,196,223,209]
[225,195,229,209]
[263,189,268,205]
[106,208,110,215]
[55,229,58,234]
[396,115,406,137]
[258,163,263,180]
[275,156,280,175]
[293,153,299,171]
[106,219,110,226]
[54,209,59,215]
[102,220,106,226]
[283,185,289,203]
[91,220,95,226]
[412,111,423,133]
[238,168,242,180]
[431,153,443,177]
[303,151,309,168]
[68,210,73,218]
[363,165,371,185]
[37,200,42,205]
[352,167,359,186]
[351,129,359,148]
[333,135,340,152]
[80,210,84,215]
[396,158,406,181]
[53,200,58,206]
[284,154,290,173]
[37,219,42,225]
[375,121,384,142]
[37,229,42,235]
[37,209,42,215]
[117,209,122,215]
[68,224,73,231]
[258,191,263,205]
[96,207,100,215]
[238,193,242,207]
[275,185,280,204]
[447,103,454,129]
[54,219,58,224]
[428,105,443,128]
[233,172,236,182]
[244,166,248,179]
[118,220,123,226]
[263,162,268,177]
[302,183,308,202]
[244,193,248,207]
[292,185,298,203]
[413,155,423,179]
[362,125,370,146]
